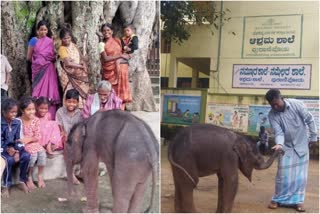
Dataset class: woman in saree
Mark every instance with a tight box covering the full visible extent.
[99,23,132,110]
[57,25,89,109]
[27,20,61,118]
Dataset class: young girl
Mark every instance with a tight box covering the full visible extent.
[35,97,63,156]
[1,98,30,197]
[27,20,60,118]
[19,96,46,189]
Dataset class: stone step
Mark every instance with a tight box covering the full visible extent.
[152,86,160,96]
[11,152,108,184]
[151,84,159,89]
[150,77,160,84]
[12,151,66,184]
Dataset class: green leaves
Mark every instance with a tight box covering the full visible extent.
[161,1,191,45]
[13,1,41,35]
[161,1,232,45]
[14,1,28,28]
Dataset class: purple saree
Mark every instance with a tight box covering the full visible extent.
[31,36,60,118]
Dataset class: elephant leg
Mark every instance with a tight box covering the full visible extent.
[217,171,238,213]
[180,182,196,212]
[105,163,113,191]
[112,168,136,213]
[106,164,113,182]
[172,167,197,213]
[82,155,99,213]
[216,173,223,212]
[128,181,148,213]
[172,169,183,212]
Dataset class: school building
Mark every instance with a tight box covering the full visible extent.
[161,1,319,135]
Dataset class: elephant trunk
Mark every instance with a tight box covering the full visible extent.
[254,149,284,170]
[64,148,76,196]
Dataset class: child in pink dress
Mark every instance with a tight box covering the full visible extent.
[19,96,46,189]
[35,97,63,156]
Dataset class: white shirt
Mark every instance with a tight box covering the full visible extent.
[1,54,12,91]
[268,99,318,157]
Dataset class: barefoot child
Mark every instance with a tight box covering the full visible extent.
[35,97,63,156]
[121,24,138,55]
[19,96,46,189]
[1,98,30,197]
[56,89,83,184]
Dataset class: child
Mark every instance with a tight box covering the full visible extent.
[55,89,83,184]
[19,96,46,189]
[256,126,269,155]
[1,98,30,197]
[35,97,63,156]
[121,24,138,55]
[1,54,12,99]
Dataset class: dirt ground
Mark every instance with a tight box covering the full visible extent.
[1,168,159,213]
[161,145,319,213]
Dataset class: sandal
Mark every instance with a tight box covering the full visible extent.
[268,201,278,209]
[296,204,306,212]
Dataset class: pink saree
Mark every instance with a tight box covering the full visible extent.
[32,36,61,118]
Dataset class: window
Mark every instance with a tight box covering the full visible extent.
[161,77,169,88]
[161,34,171,53]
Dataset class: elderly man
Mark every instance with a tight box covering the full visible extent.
[82,80,122,119]
[266,89,317,212]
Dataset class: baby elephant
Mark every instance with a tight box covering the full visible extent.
[65,110,159,213]
[168,124,283,213]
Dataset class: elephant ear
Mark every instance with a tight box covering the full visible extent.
[233,140,253,182]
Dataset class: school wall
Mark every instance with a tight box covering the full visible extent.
[165,1,319,97]
[161,53,209,78]
[161,88,319,137]
[161,88,207,125]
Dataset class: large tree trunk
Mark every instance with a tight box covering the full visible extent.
[1,1,158,111]
[71,1,104,91]
[1,1,42,98]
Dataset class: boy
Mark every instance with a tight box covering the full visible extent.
[121,24,138,55]
[1,54,12,99]
[55,89,82,184]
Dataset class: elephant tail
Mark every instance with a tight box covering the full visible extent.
[144,161,158,213]
[168,150,197,187]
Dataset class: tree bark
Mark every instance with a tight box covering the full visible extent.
[36,1,64,38]
[125,1,158,111]
[1,1,39,98]
[1,1,158,111]
[72,1,104,90]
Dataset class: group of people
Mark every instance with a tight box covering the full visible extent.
[1,20,139,197]
[25,20,138,115]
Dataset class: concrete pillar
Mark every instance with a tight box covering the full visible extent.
[191,68,199,88]
[168,56,177,87]
[209,58,218,93]
[209,71,219,93]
